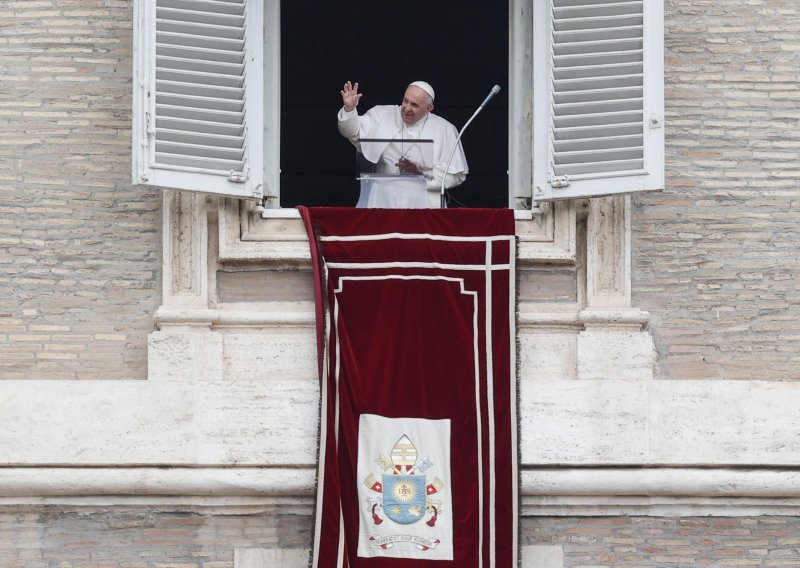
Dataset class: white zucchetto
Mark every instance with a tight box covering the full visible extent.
[409,80,435,102]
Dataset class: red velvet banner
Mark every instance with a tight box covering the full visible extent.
[300,207,518,568]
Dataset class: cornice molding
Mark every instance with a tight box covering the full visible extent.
[3,467,800,517]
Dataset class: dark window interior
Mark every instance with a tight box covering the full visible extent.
[280,0,509,208]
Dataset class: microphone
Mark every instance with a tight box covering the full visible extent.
[439,85,502,208]
[479,85,501,109]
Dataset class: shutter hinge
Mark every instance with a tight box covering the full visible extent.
[550,174,570,189]
[141,111,154,150]
[145,111,155,137]
[228,171,247,183]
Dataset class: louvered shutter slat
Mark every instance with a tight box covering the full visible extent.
[158,79,244,100]
[554,122,643,141]
[555,75,642,93]
[555,50,643,67]
[158,128,244,148]
[156,68,244,88]
[156,103,243,125]
[554,38,642,56]
[156,153,245,171]
[157,55,244,77]
[555,86,643,105]
[556,159,644,176]
[157,7,244,28]
[156,116,243,137]
[554,134,643,152]
[555,98,643,116]
[555,62,642,80]
[556,14,642,31]
[157,31,244,52]
[554,110,643,129]
[558,0,632,6]
[161,0,245,15]
[557,146,642,164]
[157,92,244,112]
[554,2,643,20]
[156,44,244,64]
[554,24,643,43]
[157,20,244,40]
[157,141,244,160]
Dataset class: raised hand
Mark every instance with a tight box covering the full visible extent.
[341,81,362,112]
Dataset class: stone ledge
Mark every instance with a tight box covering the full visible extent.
[523,468,800,497]
[3,466,800,501]
[154,306,316,329]
[0,467,316,497]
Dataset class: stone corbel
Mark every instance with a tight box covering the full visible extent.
[153,190,217,330]
[160,191,209,307]
[150,191,223,380]
[578,195,655,380]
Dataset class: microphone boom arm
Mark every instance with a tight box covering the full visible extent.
[439,85,501,208]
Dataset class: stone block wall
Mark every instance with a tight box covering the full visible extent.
[633,0,800,380]
[2,511,800,567]
[523,516,800,566]
[0,1,160,380]
[0,507,312,567]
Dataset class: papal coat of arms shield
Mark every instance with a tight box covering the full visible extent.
[382,474,427,524]
[356,414,453,560]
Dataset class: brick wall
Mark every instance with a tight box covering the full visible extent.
[0,1,161,380]
[0,506,312,567]
[523,516,800,566]
[633,1,800,380]
[2,510,799,567]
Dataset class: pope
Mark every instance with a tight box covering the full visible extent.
[337,80,468,208]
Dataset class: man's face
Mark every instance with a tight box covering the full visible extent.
[400,86,433,125]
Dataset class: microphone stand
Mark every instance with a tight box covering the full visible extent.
[439,85,501,209]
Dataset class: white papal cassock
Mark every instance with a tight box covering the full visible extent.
[338,105,468,208]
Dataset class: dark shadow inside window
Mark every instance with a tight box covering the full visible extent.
[280,0,509,208]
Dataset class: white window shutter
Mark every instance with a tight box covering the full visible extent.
[533,0,664,201]
[133,0,264,199]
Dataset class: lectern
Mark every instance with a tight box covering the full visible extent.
[356,138,437,208]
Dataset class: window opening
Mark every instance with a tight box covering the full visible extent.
[279,0,509,208]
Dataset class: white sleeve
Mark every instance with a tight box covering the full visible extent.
[426,170,466,191]
[337,107,361,146]
[337,106,381,147]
